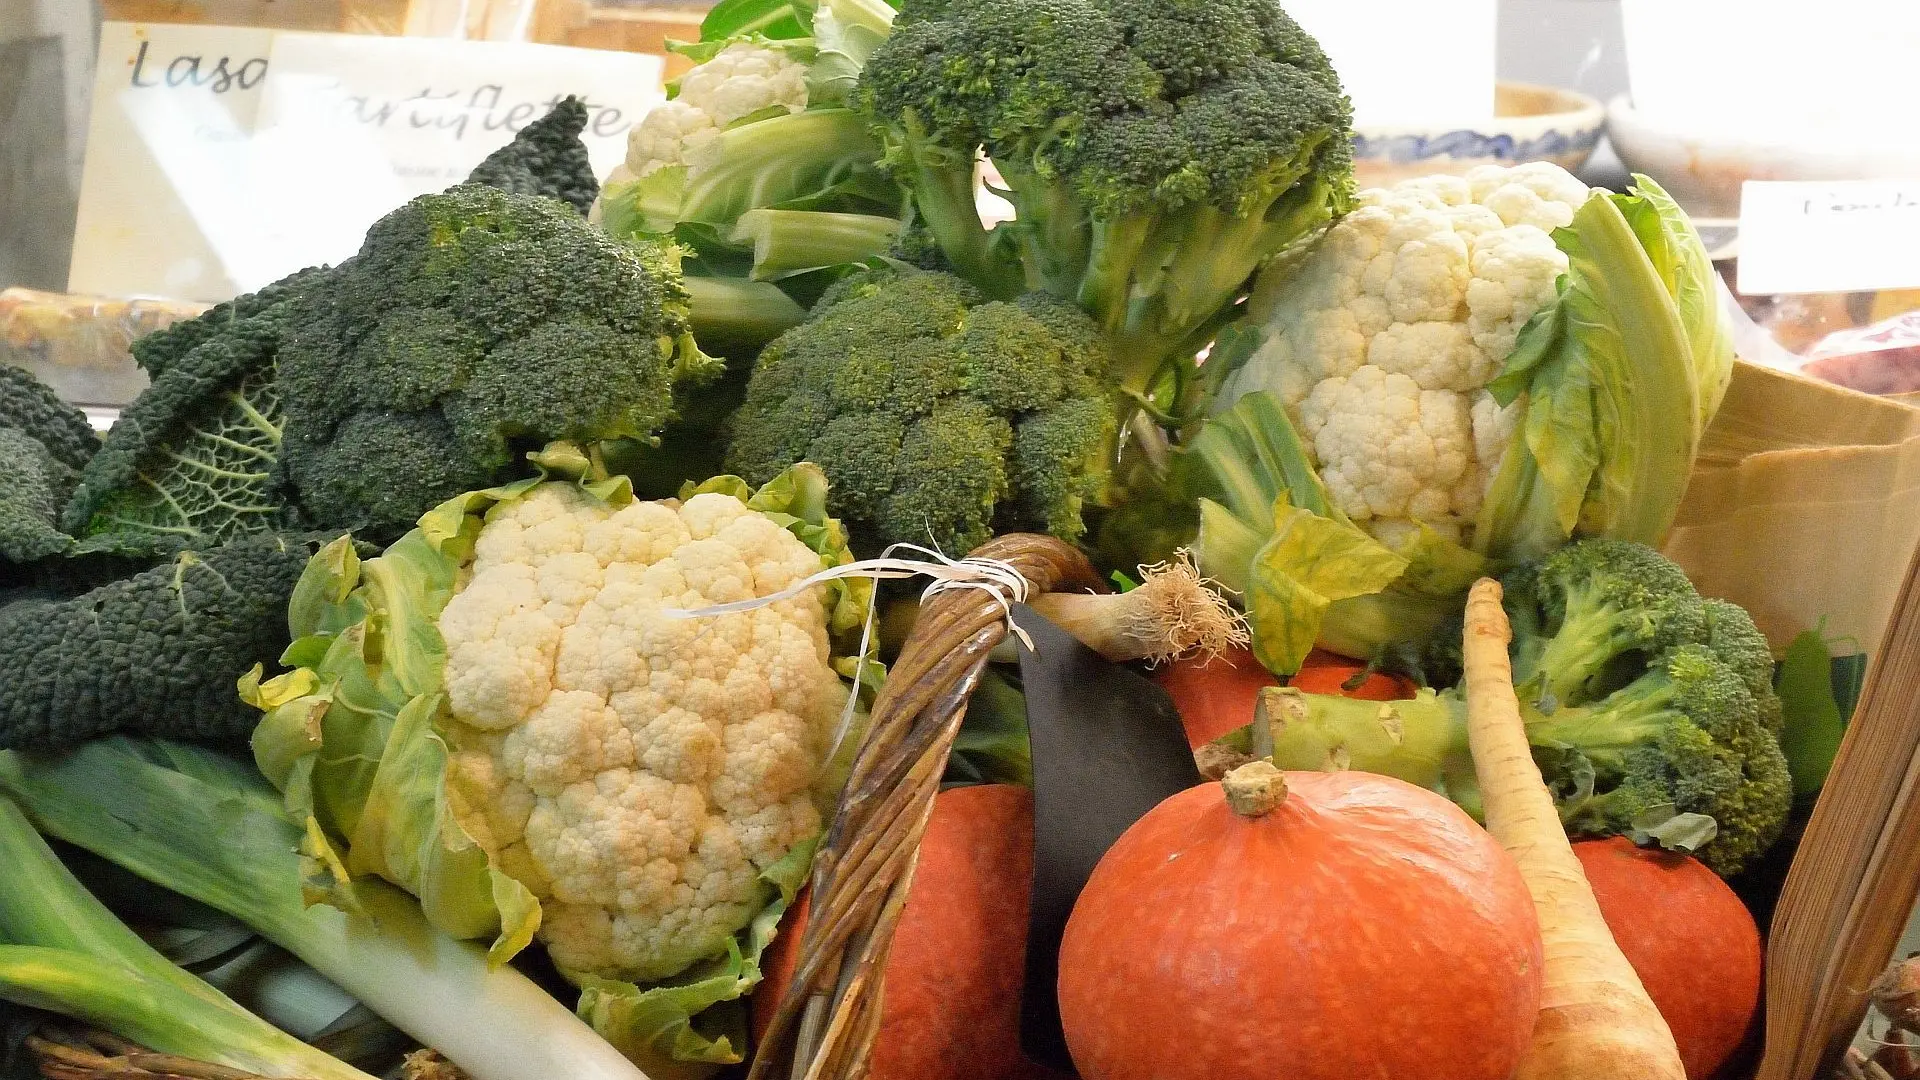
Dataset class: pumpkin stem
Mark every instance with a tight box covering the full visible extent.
[1222,760,1288,817]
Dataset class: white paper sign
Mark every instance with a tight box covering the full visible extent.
[1285,0,1497,129]
[1737,181,1920,297]
[69,23,665,304]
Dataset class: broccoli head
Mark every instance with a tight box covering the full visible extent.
[0,530,363,752]
[463,96,600,215]
[1250,539,1791,877]
[856,0,1354,394]
[724,267,1117,554]
[0,366,97,565]
[276,184,718,538]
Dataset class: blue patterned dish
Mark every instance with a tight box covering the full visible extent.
[1351,82,1605,188]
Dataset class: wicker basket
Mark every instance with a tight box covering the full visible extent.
[747,533,1100,1080]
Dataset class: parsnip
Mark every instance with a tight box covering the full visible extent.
[1461,577,1686,1080]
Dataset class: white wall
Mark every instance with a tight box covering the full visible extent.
[0,0,100,290]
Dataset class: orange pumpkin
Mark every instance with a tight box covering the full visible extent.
[1574,837,1764,1080]
[753,784,1068,1080]
[1156,643,1415,749]
[1057,767,1543,1080]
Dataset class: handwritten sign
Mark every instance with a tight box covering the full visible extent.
[1285,0,1496,129]
[1737,181,1920,296]
[69,23,665,304]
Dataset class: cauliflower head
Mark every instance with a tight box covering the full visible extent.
[597,42,811,196]
[1217,162,1593,548]
[247,461,868,1064]
[440,481,844,980]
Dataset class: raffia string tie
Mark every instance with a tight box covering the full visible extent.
[659,542,1036,765]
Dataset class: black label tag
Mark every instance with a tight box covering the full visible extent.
[1012,604,1203,1071]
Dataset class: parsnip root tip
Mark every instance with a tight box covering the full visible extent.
[1464,577,1510,645]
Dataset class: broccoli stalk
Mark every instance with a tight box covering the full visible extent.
[729,208,901,282]
[681,276,810,353]
[592,1,912,358]
[856,0,1356,399]
[1221,540,1792,878]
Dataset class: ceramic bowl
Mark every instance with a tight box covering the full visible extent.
[1351,82,1605,189]
[1606,96,1920,220]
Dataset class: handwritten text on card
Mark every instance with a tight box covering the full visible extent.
[69,23,666,304]
[1738,181,1920,297]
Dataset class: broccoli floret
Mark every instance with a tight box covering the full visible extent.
[0,531,363,752]
[1702,596,1782,733]
[464,96,600,215]
[1256,539,1792,877]
[60,269,325,558]
[725,267,1117,554]
[856,0,1354,395]
[1505,537,1710,708]
[276,184,717,538]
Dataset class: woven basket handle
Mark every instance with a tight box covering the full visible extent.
[747,534,1104,1080]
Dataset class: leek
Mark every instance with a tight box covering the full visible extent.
[0,738,653,1080]
[0,794,375,1080]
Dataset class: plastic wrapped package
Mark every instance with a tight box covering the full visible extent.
[1717,258,1920,398]
[1801,307,1920,396]
[0,287,208,407]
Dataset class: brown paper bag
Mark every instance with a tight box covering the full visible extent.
[1664,360,1920,662]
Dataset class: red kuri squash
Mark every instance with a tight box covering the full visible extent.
[1574,837,1764,1080]
[1057,764,1543,1080]
[1156,644,1414,749]
[753,784,1067,1080]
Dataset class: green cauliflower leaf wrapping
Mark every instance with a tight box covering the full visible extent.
[245,459,871,1073]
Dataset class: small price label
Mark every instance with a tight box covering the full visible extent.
[1737,180,1920,297]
